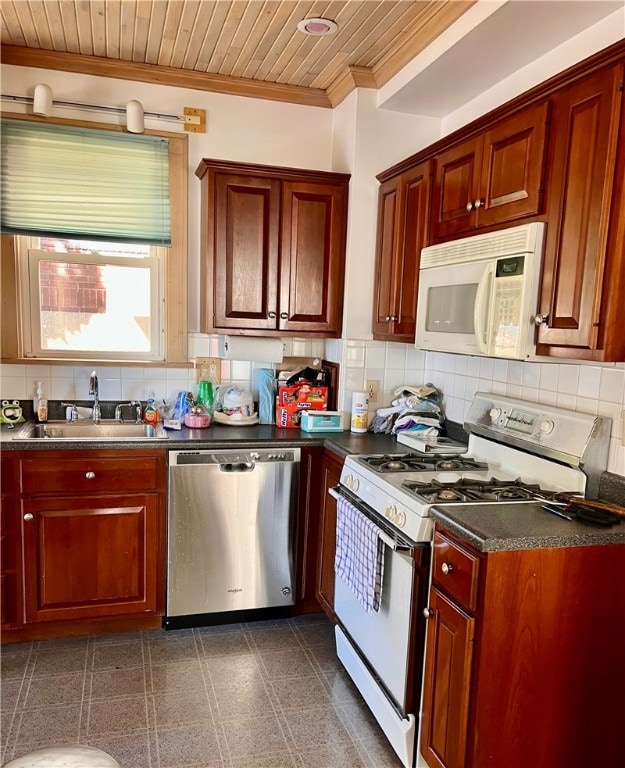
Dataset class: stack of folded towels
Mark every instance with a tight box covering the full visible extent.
[369,384,444,437]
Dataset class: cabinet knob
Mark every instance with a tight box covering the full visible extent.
[389,315,398,322]
[280,312,288,319]
[441,562,454,575]
[474,198,483,208]
[385,316,391,322]
[466,201,473,212]
[23,513,34,522]
[268,311,276,319]
[85,471,96,479]
[423,607,433,619]
[534,313,549,326]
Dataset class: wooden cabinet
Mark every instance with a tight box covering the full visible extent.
[536,62,625,360]
[315,451,344,620]
[1,453,21,628]
[294,446,324,614]
[197,159,349,338]
[420,528,625,768]
[372,160,431,342]
[2,449,166,640]
[431,101,549,241]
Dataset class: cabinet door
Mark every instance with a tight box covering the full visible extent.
[373,161,431,342]
[478,100,549,227]
[279,180,347,335]
[372,177,401,337]
[212,172,281,330]
[1,453,21,628]
[421,588,475,768]
[431,135,482,240]
[22,494,159,622]
[315,453,344,620]
[537,63,623,354]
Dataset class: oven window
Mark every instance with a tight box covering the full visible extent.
[425,284,478,333]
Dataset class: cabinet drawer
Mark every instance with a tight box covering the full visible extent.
[432,530,480,612]
[21,455,161,495]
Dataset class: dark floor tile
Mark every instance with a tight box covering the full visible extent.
[0,680,23,711]
[285,705,353,750]
[194,623,244,636]
[221,712,289,759]
[1,711,15,746]
[23,673,85,709]
[357,732,406,767]
[231,751,297,767]
[149,659,206,693]
[87,695,148,737]
[246,625,302,653]
[321,668,362,705]
[307,643,343,674]
[198,631,251,658]
[89,730,154,768]
[271,674,331,711]
[337,698,385,742]
[257,648,316,679]
[293,620,335,648]
[31,648,88,679]
[147,635,199,664]
[89,666,146,700]
[298,741,369,768]
[0,653,31,682]
[203,653,263,688]
[156,722,221,767]
[13,703,81,746]
[212,677,272,721]
[93,631,144,646]
[150,689,211,728]
[91,642,144,671]
[36,636,90,651]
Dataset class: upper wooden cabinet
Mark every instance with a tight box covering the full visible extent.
[431,100,550,241]
[372,160,431,342]
[197,160,349,338]
[536,62,625,360]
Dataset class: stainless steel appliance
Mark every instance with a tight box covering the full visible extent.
[166,448,300,627]
[331,393,610,768]
[415,222,545,359]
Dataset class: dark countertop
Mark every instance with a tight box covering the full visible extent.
[430,501,625,552]
[0,422,403,458]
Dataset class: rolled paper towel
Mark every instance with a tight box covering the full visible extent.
[222,336,284,363]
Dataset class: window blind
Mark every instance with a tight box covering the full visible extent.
[1,119,171,245]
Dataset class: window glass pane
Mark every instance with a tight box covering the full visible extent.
[38,237,150,258]
[38,259,153,353]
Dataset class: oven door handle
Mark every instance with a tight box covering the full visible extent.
[329,486,416,554]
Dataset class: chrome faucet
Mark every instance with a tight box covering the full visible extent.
[115,401,142,423]
[89,371,101,423]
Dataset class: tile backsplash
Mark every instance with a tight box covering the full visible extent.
[2,334,623,476]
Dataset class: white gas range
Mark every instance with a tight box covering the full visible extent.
[331,392,611,768]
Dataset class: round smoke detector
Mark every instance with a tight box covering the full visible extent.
[297,17,338,36]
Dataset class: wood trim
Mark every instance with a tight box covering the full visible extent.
[326,65,377,108]
[0,235,20,359]
[1,45,333,109]
[195,158,351,185]
[377,37,625,182]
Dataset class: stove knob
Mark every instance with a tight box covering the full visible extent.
[540,420,554,435]
[489,407,502,421]
[441,562,454,576]
[345,474,354,490]
[396,510,406,528]
[352,477,360,492]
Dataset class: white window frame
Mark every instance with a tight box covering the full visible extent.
[17,237,166,362]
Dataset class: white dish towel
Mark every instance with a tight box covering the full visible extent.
[334,495,385,614]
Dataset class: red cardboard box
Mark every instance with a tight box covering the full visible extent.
[276,383,328,428]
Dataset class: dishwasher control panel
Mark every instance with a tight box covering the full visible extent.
[170,449,299,466]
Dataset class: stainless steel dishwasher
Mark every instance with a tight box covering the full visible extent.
[165,448,300,627]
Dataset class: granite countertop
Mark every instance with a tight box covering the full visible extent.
[430,501,625,552]
[0,421,402,458]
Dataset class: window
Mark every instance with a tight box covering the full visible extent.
[0,115,188,364]
[19,238,164,361]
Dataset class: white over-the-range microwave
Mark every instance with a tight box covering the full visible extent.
[415,221,545,359]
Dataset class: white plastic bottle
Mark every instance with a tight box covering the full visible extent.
[350,391,369,433]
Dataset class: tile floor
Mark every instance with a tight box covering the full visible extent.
[0,614,405,767]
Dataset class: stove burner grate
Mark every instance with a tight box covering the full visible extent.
[359,453,488,474]
[401,477,567,504]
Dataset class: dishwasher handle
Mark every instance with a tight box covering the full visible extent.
[220,461,255,473]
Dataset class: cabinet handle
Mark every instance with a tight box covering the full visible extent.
[85,471,96,479]
[390,315,398,322]
[280,312,288,319]
[385,316,391,322]
[268,312,276,319]
[423,607,433,619]
[23,513,34,522]
[474,198,483,208]
[534,313,549,326]
[466,201,473,212]
[441,562,454,575]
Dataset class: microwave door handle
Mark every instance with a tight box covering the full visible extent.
[474,263,495,354]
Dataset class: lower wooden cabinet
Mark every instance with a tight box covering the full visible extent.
[315,451,344,621]
[1,448,166,640]
[420,527,625,768]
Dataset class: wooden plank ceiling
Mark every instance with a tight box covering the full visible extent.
[1,0,475,108]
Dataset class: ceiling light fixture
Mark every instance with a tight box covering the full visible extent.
[297,17,338,36]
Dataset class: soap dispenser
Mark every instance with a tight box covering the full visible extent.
[34,381,48,422]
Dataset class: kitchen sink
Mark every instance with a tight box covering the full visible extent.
[13,420,168,441]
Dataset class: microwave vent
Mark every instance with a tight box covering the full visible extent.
[421,222,544,269]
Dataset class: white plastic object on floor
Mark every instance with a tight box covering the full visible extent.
[4,745,120,767]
